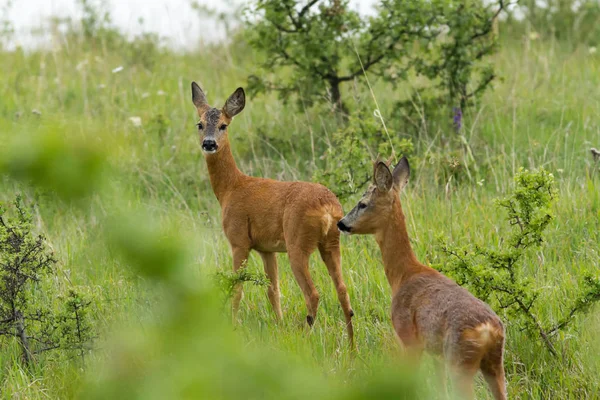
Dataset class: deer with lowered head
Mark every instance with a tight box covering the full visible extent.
[191,82,354,345]
[337,156,506,399]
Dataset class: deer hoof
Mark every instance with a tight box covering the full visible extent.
[306,315,314,326]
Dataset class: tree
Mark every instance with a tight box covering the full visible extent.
[245,0,504,115]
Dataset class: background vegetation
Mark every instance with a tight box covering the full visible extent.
[0,0,599,398]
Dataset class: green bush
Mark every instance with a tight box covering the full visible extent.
[0,196,94,367]
[438,168,600,356]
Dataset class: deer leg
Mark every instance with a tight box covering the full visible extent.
[318,244,354,347]
[448,365,477,400]
[394,319,424,365]
[288,250,319,327]
[482,368,507,400]
[231,246,250,324]
[447,350,480,400]
[258,251,283,321]
[433,357,448,399]
[480,345,507,400]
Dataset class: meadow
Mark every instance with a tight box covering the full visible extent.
[0,17,599,399]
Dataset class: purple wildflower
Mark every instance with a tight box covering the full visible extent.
[453,107,462,132]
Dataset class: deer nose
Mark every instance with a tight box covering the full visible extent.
[202,139,218,153]
[337,220,351,233]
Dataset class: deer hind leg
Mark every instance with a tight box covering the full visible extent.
[433,357,449,399]
[451,367,477,400]
[481,367,507,400]
[394,323,424,365]
[446,346,482,400]
[258,251,283,321]
[480,344,507,400]
[318,243,354,347]
[287,249,320,327]
[231,246,250,324]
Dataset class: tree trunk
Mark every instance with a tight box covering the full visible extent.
[15,311,32,366]
[329,79,348,116]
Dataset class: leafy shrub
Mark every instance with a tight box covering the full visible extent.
[0,195,94,367]
[438,168,600,355]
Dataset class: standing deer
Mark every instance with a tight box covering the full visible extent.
[191,82,354,345]
[337,156,506,399]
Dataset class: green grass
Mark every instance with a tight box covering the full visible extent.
[0,29,599,399]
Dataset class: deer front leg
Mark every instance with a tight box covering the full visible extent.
[231,246,250,324]
[258,251,283,321]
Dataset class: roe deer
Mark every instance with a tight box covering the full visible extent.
[191,82,354,345]
[337,157,506,399]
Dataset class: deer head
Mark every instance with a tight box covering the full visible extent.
[337,156,410,234]
[191,82,245,154]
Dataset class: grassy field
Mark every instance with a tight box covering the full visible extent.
[0,25,599,399]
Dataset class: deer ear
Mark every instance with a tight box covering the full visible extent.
[223,87,245,118]
[191,82,208,109]
[392,156,410,193]
[374,162,393,192]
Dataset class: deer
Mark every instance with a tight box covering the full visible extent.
[190,82,354,346]
[337,156,506,399]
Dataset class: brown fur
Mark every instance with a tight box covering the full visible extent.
[338,157,506,399]
[191,83,354,346]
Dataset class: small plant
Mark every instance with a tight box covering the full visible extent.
[0,196,94,367]
[58,289,95,366]
[214,266,271,302]
[314,111,413,199]
[438,168,600,355]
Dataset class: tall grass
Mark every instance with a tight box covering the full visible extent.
[0,26,599,399]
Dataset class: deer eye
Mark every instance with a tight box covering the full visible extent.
[358,203,367,210]
[197,122,204,130]
[219,124,227,131]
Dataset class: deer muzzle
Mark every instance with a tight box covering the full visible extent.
[202,139,218,154]
[337,220,352,234]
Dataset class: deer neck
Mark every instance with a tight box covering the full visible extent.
[204,140,243,204]
[375,197,422,293]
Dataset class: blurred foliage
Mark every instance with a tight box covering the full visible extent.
[0,0,14,50]
[314,110,413,199]
[1,122,108,203]
[438,168,600,356]
[245,0,503,116]
[509,0,600,45]
[191,0,244,36]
